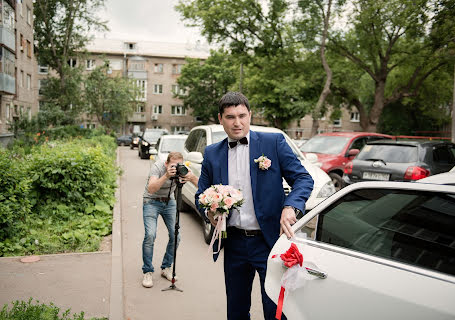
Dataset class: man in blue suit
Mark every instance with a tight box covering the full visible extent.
[196,92,314,320]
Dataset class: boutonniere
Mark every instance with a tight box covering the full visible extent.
[254,154,272,170]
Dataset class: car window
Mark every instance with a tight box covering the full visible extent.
[357,144,418,163]
[143,131,163,141]
[212,131,228,144]
[433,145,455,165]
[160,138,185,153]
[301,136,351,154]
[350,137,368,151]
[185,130,202,152]
[313,188,455,276]
[195,130,207,155]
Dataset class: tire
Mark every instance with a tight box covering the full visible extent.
[202,218,214,244]
[329,172,343,191]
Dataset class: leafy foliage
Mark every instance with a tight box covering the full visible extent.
[0,298,106,320]
[0,134,117,256]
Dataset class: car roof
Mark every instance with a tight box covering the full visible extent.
[418,171,455,186]
[367,140,453,147]
[160,134,188,139]
[316,132,393,138]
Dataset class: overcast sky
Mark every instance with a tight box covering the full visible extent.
[94,0,205,44]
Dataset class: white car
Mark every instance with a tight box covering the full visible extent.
[265,181,455,319]
[150,134,188,163]
[180,124,336,243]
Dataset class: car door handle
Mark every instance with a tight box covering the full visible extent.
[305,267,328,279]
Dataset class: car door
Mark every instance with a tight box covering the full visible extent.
[265,181,455,320]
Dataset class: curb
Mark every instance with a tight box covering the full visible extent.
[109,148,124,320]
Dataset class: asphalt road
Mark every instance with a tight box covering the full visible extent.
[119,147,264,320]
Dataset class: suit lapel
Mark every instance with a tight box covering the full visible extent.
[220,139,229,185]
[249,131,259,196]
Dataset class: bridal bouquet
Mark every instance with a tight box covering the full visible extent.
[198,184,244,253]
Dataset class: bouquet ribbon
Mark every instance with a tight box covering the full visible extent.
[208,211,228,254]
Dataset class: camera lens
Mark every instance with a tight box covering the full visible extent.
[176,163,188,176]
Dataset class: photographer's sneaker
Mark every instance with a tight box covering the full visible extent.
[161,267,178,282]
[142,272,153,288]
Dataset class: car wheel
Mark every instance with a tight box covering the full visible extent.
[120,142,125,146]
[202,218,214,244]
[329,172,343,191]
[130,144,134,149]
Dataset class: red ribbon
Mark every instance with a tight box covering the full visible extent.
[275,286,286,320]
[274,243,304,320]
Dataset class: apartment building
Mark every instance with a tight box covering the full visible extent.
[0,0,38,146]
[73,38,210,134]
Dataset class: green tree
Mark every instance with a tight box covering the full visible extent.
[176,51,238,123]
[85,63,138,133]
[328,0,453,132]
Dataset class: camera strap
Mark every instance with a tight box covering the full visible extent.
[165,179,173,205]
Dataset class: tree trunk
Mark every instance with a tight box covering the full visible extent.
[363,80,386,132]
[310,0,333,138]
[452,63,455,143]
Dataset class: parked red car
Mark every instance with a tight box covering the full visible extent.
[301,132,394,190]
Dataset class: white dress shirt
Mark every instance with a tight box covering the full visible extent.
[227,132,261,230]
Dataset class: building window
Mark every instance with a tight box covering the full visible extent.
[26,74,31,90]
[19,2,23,17]
[172,126,186,133]
[86,59,96,70]
[333,119,341,127]
[27,6,32,25]
[135,103,145,113]
[153,125,162,129]
[125,42,136,50]
[1,48,16,77]
[171,105,187,116]
[154,63,163,73]
[38,65,49,74]
[135,80,147,101]
[26,40,32,58]
[38,79,47,95]
[68,58,77,68]
[87,123,96,129]
[2,2,15,32]
[0,104,2,123]
[20,34,24,52]
[6,105,10,121]
[153,84,163,94]
[129,61,145,71]
[350,112,360,122]
[20,70,24,87]
[172,64,182,74]
[172,84,186,95]
[153,105,163,114]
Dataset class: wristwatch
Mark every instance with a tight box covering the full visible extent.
[284,206,304,219]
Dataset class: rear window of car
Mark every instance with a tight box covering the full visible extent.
[144,131,164,141]
[301,136,351,154]
[357,144,418,163]
[160,138,186,153]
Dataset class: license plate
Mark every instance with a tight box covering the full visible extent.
[362,171,390,181]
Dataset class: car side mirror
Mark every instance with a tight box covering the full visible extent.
[305,153,319,164]
[187,151,203,164]
[150,148,158,155]
[348,149,360,157]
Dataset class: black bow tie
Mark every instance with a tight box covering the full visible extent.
[229,137,248,148]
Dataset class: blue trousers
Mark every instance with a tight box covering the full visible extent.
[142,199,180,273]
[224,232,285,320]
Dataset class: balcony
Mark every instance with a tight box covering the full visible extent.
[128,112,147,123]
[0,73,15,94]
[0,26,15,51]
[128,70,147,80]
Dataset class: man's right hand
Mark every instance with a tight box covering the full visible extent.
[165,165,177,179]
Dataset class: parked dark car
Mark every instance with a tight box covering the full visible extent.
[130,133,141,149]
[301,132,394,190]
[116,135,132,146]
[138,129,168,159]
[343,140,455,186]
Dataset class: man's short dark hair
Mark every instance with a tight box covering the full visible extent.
[218,92,250,115]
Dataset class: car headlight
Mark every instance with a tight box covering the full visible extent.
[142,142,149,146]
[317,181,336,198]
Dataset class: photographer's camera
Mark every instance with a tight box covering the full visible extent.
[172,163,188,179]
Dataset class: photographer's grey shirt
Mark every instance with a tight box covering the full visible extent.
[143,160,176,201]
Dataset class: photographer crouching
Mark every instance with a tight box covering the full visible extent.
[141,151,198,288]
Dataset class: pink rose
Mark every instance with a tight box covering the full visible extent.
[224,197,234,208]
[210,202,219,212]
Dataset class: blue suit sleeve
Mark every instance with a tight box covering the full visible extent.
[195,151,212,221]
[276,134,314,212]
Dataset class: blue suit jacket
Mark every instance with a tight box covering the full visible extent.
[195,130,314,261]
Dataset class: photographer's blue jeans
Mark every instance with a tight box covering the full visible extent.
[142,199,180,274]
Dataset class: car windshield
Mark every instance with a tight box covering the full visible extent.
[143,131,163,141]
[301,136,350,154]
[160,139,186,153]
[357,144,418,163]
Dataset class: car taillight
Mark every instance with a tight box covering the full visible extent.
[404,166,430,180]
[344,162,353,174]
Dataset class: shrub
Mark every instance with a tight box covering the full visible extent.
[0,298,107,320]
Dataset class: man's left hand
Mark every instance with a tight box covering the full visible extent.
[280,207,297,239]
[179,170,198,186]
